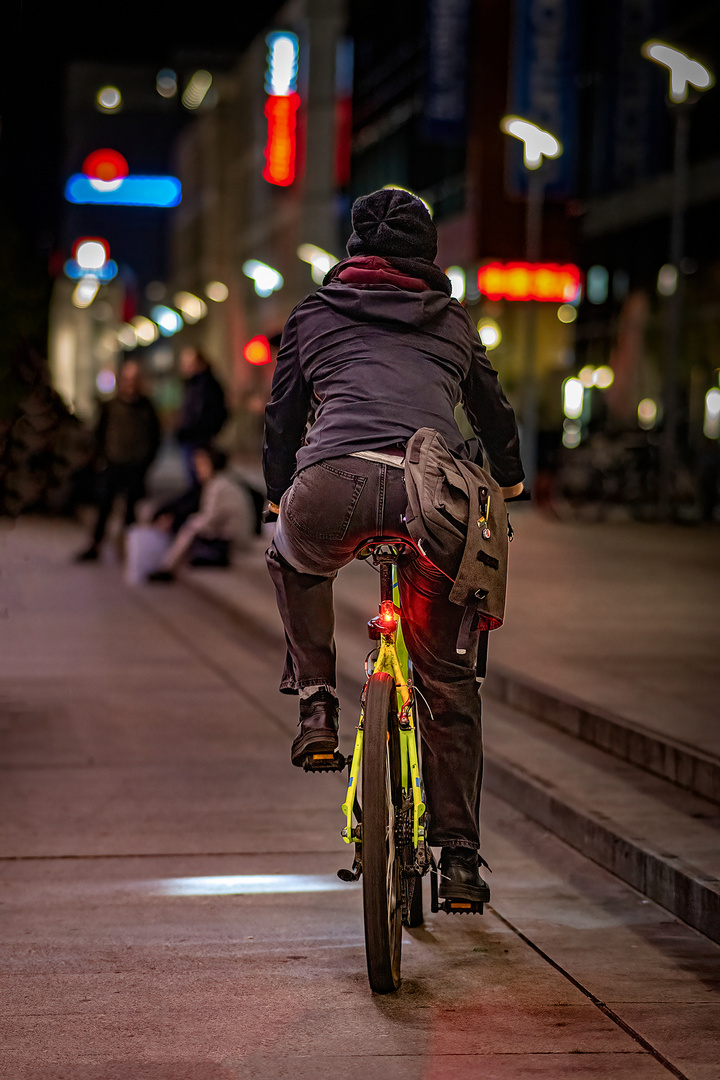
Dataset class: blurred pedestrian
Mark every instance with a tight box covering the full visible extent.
[75,359,161,561]
[175,347,227,483]
[147,445,253,581]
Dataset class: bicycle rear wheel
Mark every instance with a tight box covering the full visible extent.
[362,671,402,993]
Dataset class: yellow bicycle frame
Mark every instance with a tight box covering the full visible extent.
[342,568,426,847]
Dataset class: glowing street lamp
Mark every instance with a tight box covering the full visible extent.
[500,116,562,170]
[641,41,713,103]
[642,39,714,511]
[500,115,564,488]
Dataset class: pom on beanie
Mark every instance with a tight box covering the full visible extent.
[346,188,437,262]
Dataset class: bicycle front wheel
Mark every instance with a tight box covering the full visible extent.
[362,671,402,993]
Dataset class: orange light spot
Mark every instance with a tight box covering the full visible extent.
[243,335,272,365]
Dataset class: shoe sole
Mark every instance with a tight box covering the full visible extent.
[438,880,491,904]
[291,731,338,768]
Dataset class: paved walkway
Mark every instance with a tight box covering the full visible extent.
[489,507,720,758]
[2,518,720,1079]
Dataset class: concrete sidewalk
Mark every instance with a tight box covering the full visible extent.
[2,517,720,1080]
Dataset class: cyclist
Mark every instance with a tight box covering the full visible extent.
[263,189,524,906]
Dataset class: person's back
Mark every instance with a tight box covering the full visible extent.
[263,188,524,907]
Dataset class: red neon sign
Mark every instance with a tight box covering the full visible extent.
[477,262,582,303]
[243,335,272,365]
[263,92,300,186]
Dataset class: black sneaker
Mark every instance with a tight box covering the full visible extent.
[439,848,491,904]
[291,689,339,767]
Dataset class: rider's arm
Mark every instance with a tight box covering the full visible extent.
[262,311,312,506]
[460,327,525,490]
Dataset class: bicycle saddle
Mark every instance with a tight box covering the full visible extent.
[354,537,418,562]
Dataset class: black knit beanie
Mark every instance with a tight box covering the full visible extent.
[346,188,437,261]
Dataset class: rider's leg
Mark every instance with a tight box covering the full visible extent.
[396,552,484,853]
[265,543,338,695]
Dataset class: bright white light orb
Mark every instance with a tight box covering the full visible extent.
[243,260,283,297]
[642,41,713,103]
[563,377,584,419]
[477,319,501,350]
[97,86,121,111]
[205,281,229,302]
[501,116,562,169]
[265,32,299,96]
[705,388,720,439]
[173,291,207,323]
[72,277,100,309]
[446,266,466,302]
[76,241,107,271]
[132,316,158,345]
[151,305,183,336]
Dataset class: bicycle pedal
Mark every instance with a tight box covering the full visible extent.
[303,751,347,773]
[337,865,361,882]
[439,899,485,915]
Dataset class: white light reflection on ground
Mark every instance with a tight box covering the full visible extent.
[158,874,359,896]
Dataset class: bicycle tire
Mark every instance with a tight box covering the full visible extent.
[362,671,402,993]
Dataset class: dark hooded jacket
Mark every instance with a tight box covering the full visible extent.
[263,257,523,504]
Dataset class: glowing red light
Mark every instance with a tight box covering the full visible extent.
[263,93,300,186]
[82,149,129,182]
[477,262,581,303]
[243,335,272,365]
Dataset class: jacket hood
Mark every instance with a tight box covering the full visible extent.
[315,282,453,328]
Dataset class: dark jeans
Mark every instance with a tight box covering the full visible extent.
[266,456,485,851]
[92,463,148,546]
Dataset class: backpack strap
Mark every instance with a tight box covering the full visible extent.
[455,603,478,655]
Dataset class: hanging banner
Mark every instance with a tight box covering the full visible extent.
[422,0,471,144]
[507,0,579,196]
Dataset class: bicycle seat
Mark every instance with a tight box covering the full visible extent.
[354,537,417,563]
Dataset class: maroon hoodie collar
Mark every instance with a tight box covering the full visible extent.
[335,256,430,292]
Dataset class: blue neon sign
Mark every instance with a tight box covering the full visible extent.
[65,175,182,207]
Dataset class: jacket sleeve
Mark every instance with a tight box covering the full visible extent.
[262,310,312,504]
[460,323,525,488]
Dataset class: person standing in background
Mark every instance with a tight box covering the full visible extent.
[75,359,161,561]
[175,347,227,483]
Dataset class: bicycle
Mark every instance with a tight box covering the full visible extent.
[302,539,486,993]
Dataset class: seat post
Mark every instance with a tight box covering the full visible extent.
[379,562,393,605]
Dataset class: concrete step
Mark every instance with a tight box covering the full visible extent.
[181,560,720,945]
[484,666,720,805]
[483,699,720,946]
